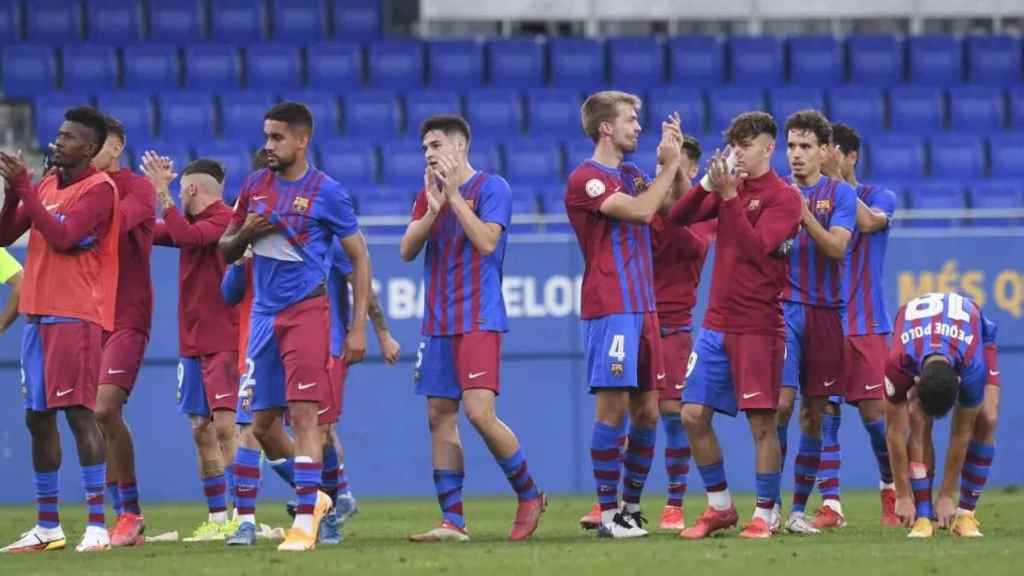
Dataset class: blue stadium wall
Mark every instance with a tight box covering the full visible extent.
[0,234,1021,503]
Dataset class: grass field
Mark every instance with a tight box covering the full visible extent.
[1,491,1022,575]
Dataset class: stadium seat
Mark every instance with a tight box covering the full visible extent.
[194,139,251,198]
[787,36,842,86]
[62,46,119,93]
[729,36,784,86]
[318,140,377,186]
[342,90,400,140]
[970,180,1024,225]
[867,135,925,181]
[966,35,1022,86]
[988,134,1024,179]
[647,88,706,135]
[34,93,92,147]
[0,0,20,41]
[86,0,143,44]
[608,37,665,89]
[907,182,966,227]
[379,140,426,186]
[768,87,825,126]
[97,92,156,142]
[3,46,58,98]
[504,140,563,187]
[246,43,303,89]
[210,0,265,43]
[707,87,766,134]
[26,0,82,42]
[185,44,242,90]
[549,37,606,90]
[771,135,790,176]
[404,91,462,135]
[355,186,413,216]
[148,0,205,42]
[511,194,538,215]
[468,140,502,175]
[367,40,424,89]
[526,89,581,138]
[827,87,885,134]
[487,38,545,89]
[668,36,725,86]
[888,86,945,134]
[333,0,381,40]
[157,92,216,141]
[280,90,340,137]
[428,40,484,89]
[628,135,659,178]
[1008,87,1024,130]
[307,41,363,89]
[123,44,180,89]
[219,91,276,146]
[564,139,595,172]
[270,0,326,41]
[908,35,963,86]
[928,135,984,180]
[847,35,904,86]
[465,90,524,137]
[948,86,1005,133]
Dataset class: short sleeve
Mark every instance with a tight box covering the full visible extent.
[0,248,21,284]
[831,182,858,232]
[565,169,618,214]
[231,174,255,228]
[884,353,916,404]
[979,308,998,346]
[321,182,359,240]
[870,187,898,220]
[411,188,428,221]
[477,175,512,231]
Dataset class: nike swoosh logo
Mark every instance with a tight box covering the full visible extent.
[990,370,1000,376]
[865,383,883,391]
[467,372,487,380]
[56,388,74,397]
[317,407,329,415]
[743,392,761,399]
[656,372,666,381]
[44,203,60,211]
[823,379,836,387]
[297,382,317,390]
[252,195,268,201]
[107,369,126,374]
[214,393,233,400]
[674,383,684,390]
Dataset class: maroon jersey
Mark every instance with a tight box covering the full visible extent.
[651,215,715,329]
[108,169,155,333]
[669,171,801,335]
[154,200,238,357]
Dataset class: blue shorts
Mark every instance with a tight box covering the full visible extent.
[583,311,663,393]
[682,329,783,417]
[235,357,256,426]
[782,302,845,398]
[414,331,502,400]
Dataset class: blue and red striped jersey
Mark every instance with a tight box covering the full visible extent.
[327,243,353,357]
[886,292,999,404]
[783,175,857,309]
[843,184,898,336]
[410,172,512,336]
[565,160,656,320]
[231,168,359,315]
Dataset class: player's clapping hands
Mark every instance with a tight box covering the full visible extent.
[422,166,446,215]
[0,150,29,183]
[140,150,177,191]
[656,112,683,166]
[706,147,743,200]
[432,153,461,197]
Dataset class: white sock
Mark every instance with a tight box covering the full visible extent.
[623,502,641,514]
[600,509,618,525]
[823,499,844,516]
[956,507,973,517]
[789,510,806,519]
[753,506,773,523]
[208,511,227,524]
[880,481,895,491]
[237,514,255,525]
[707,489,732,511]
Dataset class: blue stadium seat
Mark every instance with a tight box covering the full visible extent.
[194,139,251,193]
[280,90,340,137]
[787,36,842,86]
[668,36,725,86]
[729,36,784,86]
[404,91,462,135]
[889,86,945,134]
[908,35,963,86]
[696,131,725,152]
[318,140,377,186]
[26,0,82,42]
[307,41,362,89]
[428,40,484,89]
[184,44,242,90]
[970,180,1024,226]
[847,35,904,86]
[62,46,118,92]
[342,90,400,140]
[526,89,581,138]
[97,92,156,142]
[86,0,143,44]
[549,37,605,90]
[219,91,276,146]
[210,0,265,43]
[771,134,790,176]
[907,182,966,227]
[928,135,984,181]
[367,40,424,89]
[510,194,538,215]
[333,0,381,40]
[34,93,92,147]
[379,141,425,186]
[867,135,925,181]
[157,92,216,141]
[468,141,502,175]
[608,37,665,88]
[989,134,1024,179]
[828,87,885,134]
[3,46,57,98]
[486,38,545,89]
[270,0,326,41]
[246,43,303,89]
[564,139,595,172]
[540,185,564,213]
[0,0,21,42]
[465,90,523,136]
[768,87,825,126]
[707,87,766,134]
[1008,87,1024,130]
[123,44,179,90]
[948,86,1005,133]
[504,139,563,187]
[148,0,205,42]
[647,88,705,134]
[355,186,413,216]
[966,35,1022,86]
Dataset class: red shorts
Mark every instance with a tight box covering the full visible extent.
[782,303,845,398]
[281,296,331,405]
[658,329,693,402]
[319,356,349,425]
[414,331,502,399]
[841,334,889,403]
[98,328,149,393]
[728,332,785,412]
[22,320,103,412]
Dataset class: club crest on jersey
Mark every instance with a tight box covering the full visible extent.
[815,199,832,213]
[610,362,624,376]
[292,196,310,213]
[747,198,761,211]
[585,178,606,198]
